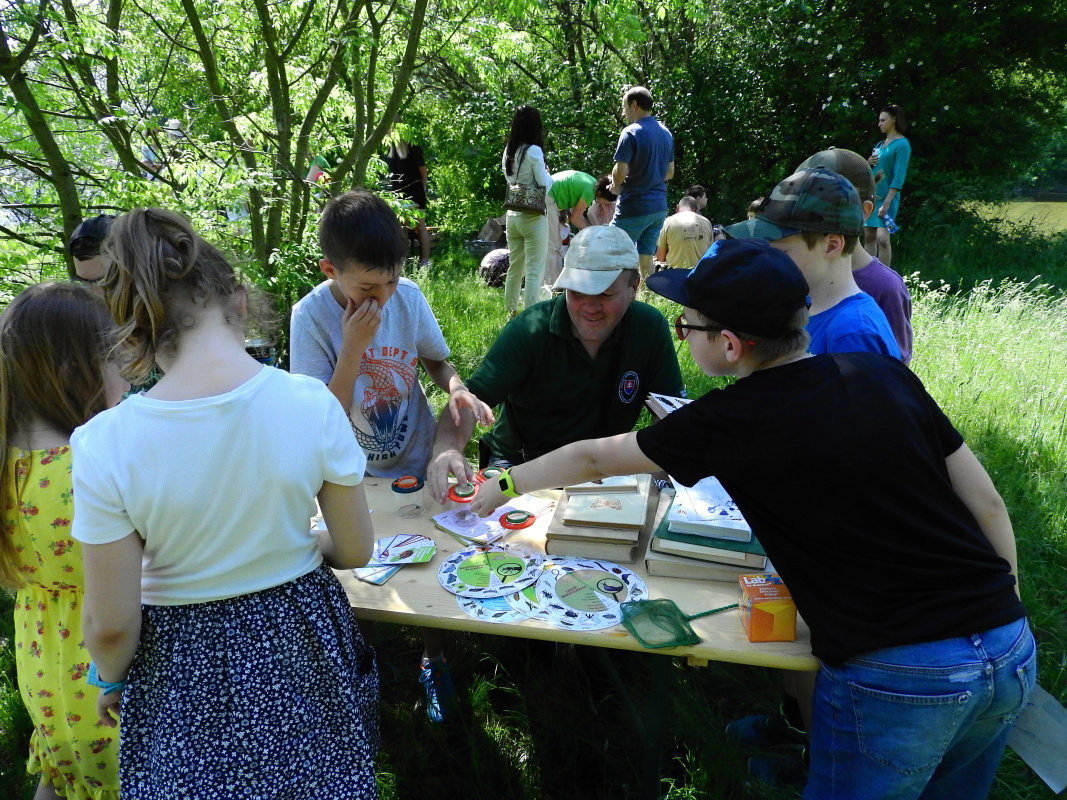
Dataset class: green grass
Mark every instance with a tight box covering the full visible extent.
[2,215,1066,799]
[973,201,1067,237]
[894,205,1067,294]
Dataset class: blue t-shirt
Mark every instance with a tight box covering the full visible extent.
[613,116,673,218]
[807,293,901,360]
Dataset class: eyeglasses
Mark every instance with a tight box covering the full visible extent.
[674,314,720,341]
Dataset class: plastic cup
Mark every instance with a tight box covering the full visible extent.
[391,476,425,518]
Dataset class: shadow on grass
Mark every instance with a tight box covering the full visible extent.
[369,621,805,800]
[896,211,1067,295]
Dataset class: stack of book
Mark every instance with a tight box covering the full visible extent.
[544,474,657,564]
[645,476,768,581]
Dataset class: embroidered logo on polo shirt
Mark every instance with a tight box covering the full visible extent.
[618,371,639,403]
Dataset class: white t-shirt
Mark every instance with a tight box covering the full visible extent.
[289,277,449,479]
[71,367,366,606]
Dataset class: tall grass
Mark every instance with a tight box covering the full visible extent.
[2,221,1066,799]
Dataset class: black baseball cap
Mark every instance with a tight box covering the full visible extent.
[68,215,114,260]
[646,239,810,338]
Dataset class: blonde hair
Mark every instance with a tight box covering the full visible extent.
[102,208,240,383]
[0,283,115,589]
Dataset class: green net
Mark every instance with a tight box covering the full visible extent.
[620,598,739,649]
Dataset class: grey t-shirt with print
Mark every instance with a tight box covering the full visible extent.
[289,277,449,478]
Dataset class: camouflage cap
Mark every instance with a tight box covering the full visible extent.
[797,147,876,201]
[723,167,863,241]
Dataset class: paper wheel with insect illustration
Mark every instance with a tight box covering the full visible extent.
[456,594,534,624]
[437,546,543,598]
[504,583,554,624]
[534,557,648,630]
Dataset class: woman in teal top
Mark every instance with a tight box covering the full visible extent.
[864,105,911,267]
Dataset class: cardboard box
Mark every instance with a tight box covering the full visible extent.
[738,573,796,642]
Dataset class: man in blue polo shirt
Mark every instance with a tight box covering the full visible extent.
[609,86,675,279]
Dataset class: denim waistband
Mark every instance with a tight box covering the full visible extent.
[849,616,1030,673]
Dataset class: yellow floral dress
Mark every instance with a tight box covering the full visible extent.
[3,446,120,800]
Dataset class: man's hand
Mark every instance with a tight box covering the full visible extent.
[427,448,475,504]
[340,297,382,359]
[446,389,495,427]
[470,478,507,518]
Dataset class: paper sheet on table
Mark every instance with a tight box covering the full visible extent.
[432,494,556,544]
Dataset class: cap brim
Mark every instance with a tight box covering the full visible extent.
[645,268,691,307]
[552,266,622,295]
[722,217,801,242]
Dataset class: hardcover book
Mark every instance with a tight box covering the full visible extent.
[667,476,752,541]
[567,475,641,494]
[561,474,652,530]
[545,475,658,563]
[652,500,766,569]
[643,545,755,582]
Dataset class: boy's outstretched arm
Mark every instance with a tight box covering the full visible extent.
[946,443,1020,593]
[420,357,495,427]
[470,432,661,517]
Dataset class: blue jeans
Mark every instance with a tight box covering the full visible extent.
[611,209,667,255]
[805,617,1036,800]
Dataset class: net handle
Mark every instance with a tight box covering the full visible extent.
[684,603,739,621]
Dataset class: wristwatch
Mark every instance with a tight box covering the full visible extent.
[497,468,521,499]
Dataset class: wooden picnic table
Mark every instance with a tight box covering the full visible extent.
[333,478,817,798]
[334,478,817,672]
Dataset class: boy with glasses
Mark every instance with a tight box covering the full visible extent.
[470,238,1034,800]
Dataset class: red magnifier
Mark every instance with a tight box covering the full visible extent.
[447,483,478,504]
[499,510,535,530]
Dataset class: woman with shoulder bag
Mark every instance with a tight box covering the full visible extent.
[502,105,554,317]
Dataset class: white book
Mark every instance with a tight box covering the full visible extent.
[667,476,752,541]
[646,392,693,420]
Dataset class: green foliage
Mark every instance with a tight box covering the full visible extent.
[2,219,1067,798]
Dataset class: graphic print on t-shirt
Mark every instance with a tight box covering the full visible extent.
[352,346,418,464]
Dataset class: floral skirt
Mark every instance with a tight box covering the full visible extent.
[119,564,379,799]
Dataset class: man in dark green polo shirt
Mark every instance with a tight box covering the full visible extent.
[427,225,684,502]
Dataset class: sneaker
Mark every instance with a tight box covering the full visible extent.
[725,712,806,749]
[419,656,454,723]
[747,751,808,790]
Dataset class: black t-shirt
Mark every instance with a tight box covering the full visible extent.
[636,352,1025,664]
[383,146,427,208]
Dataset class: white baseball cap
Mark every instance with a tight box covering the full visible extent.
[551,226,640,295]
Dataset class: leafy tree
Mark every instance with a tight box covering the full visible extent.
[2,0,1066,288]
[0,0,429,285]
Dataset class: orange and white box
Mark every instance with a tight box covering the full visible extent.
[738,573,796,642]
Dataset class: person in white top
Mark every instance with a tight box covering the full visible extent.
[502,104,553,316]
[74,208,380,799]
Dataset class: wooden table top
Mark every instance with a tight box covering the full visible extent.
[333,479,818,671]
